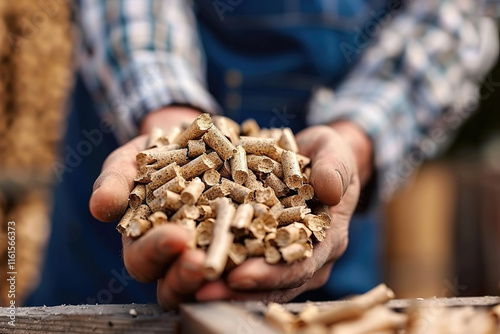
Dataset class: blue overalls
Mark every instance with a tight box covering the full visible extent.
[27,0,385,306]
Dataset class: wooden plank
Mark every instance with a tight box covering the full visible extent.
[387,296,500,309]
[182,297,500,334]
[238,296,500,314]
[1,297,499,333]
[181,302,278,334]
[0,304,179,334]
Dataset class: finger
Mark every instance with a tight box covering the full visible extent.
[195,263,334,303]
[157,249,206,309]
[225,258,316,291]
[89,135,147,222]
[296,127,355,206]
[123,224,190,283]
[310,150,350,206]
[225,229,337,291]
[195,279,229,301]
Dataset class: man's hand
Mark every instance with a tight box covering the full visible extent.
[194,123,371,303]
[89,106,209,309]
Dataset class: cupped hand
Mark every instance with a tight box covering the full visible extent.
[195,125,362,303]
[89,107,206,309]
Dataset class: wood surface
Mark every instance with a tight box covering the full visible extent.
[1,297,499,334]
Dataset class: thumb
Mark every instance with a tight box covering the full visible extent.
[296,126,355,206]
[89,136,147,222]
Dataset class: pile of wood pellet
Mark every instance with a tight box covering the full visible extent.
[405,303,500,334]
[0,1,72,306]
[117,113,332,280]
[264,284,500,334]
[265,284,402,334]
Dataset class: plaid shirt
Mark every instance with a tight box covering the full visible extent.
[78,0,499,198]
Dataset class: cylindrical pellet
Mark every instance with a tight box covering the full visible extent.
[153,175,186,197]
[277,206,310,225]
[278,128,299,153]
[249,218,266,240]
[218,160,232,179]
[280,194,306,208]
[148,190,182,212]
[126,204,152,238]
[169,204,200,221]
[221,179,254,204]
[271,159,283,179]
[202,126,237,161]
[265,246,281,264]
[246,155,274,174]
[187,139,206,158]
[255,187,280,207]
[146,163,181,192]
[135,165,157,183]
[181,177,205,205]
[241,119,260,136]
[264,173,289,198]
[231,203,254,231]
[129,184,146,209]
[239,136,277,156]
[202,169,221,186]
[276,224,301,247]
[228,243,248,266]
[276,222,311,247]
[213,115,240,144]
[136,147,188,168]
[196,218,215,247]
[298,184,315,200]
[174,113,213,147]
[230,146,248,184]
[280,242,307,264]
[206,151,224,170]
[200,184,230,202]
[245,238,265,256]
[282,150,303,189]
[117,207,136,235]
[164,126,182,144]
[180,153,218,180]
[126,218,152,238]
[244,170,265,191]
[204,198,235,280]
[147,211,168,227]
[198,205,215,219]
[146,127,169,148]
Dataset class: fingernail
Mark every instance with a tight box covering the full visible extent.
[90,186,100,200]
[92,174,107,193]
[229,279,257,290]
[335,169,347,198]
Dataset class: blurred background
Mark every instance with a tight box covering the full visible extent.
[384,52,500,299]
[0,1,72,305]
[384,56,500,299]
[0,1,498,306]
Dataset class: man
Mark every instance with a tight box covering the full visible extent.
[26,0,497,308]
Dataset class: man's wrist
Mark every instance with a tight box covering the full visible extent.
[140,106,202,135]
[328,121,373,185]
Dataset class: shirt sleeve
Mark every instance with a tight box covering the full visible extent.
[78,0,221,143]
[307,0,499,200]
